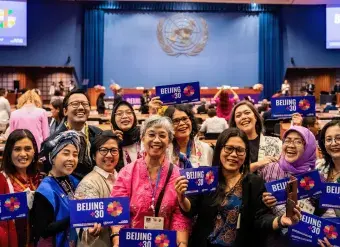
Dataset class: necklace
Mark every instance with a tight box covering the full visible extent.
[330,169,340,181]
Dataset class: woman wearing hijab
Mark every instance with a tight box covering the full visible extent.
[260,126,334,247]
[31,131,80,247]
[111,101,141,169]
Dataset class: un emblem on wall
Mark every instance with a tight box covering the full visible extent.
[157,14,208,56]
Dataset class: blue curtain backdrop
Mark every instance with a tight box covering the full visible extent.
[259,12,283,100]
[83,8,104,88]
[83,2,282,93]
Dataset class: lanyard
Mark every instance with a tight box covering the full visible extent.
[49,173,75,199]
[148,168,162,216]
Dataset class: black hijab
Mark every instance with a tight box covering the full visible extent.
[111,101,140,147]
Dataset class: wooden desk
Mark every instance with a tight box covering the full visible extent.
[97,124,112,131]
[201,139,216,146]
[316,113,339,120]
[195,114,208,121]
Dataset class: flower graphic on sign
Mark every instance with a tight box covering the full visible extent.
[298,99,311,111]
[299,176,315,191]
[324,225,338,239]
[183,85,195,97]
[4,197,20,212]
[205,171,215,185]
[155,234,170,247]
[107,201,123,217]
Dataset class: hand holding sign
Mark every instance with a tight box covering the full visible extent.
[318,237,333,247]
[148,96,163,114]
[88,223,102,237]
[262,192,277,208]
[280,206,302,228]
[175,176,189,202]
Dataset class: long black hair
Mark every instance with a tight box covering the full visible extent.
[1,129,39,175]
[212,128,250,205]
[319,119,340,176]
[229,100,264,135]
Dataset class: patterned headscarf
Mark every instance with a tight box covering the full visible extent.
[48,130,81,164]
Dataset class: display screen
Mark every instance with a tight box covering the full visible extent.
[0,0,26,46]
[326,6,340,49]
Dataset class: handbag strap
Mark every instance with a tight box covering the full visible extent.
[155,163,174,217]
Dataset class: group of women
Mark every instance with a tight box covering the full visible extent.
[0,90,339,247]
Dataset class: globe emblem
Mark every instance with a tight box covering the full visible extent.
[157,14,208,56]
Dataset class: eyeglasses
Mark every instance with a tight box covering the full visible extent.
[283,139,305,147]
[98,148,119,156]
[67,101,90,109]
[223,145,246,156]
[172,116,190,126]
[324,135,340,145]
[115,111,133,118]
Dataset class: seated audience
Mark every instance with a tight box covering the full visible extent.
[96,92,106,115]
[199,109,228,135]
[175,128,301,247]
[323,100,338,113]
[0,88,10,125]
[111,116,190,247]
[197,100,207,114]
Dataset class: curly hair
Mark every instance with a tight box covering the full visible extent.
[17,90,42,108]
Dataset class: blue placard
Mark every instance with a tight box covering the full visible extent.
[265,170,322,205]
[271,96,316,118]
[0,192,28,221]
[289,212,340,246]
[320,183,340,209]
[69,197,130,227]
[180,166,218,195]
[155,81,200,105]
[119,228,177,247]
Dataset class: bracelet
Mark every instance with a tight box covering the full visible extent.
[110,232,119,241]
[277,215,287,229]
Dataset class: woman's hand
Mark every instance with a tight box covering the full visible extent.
[175,176,188,203]
[292,113,303,126]
[250,156,278,172]
[318,237,333,247]
[280,206,301,227]
[262,192,277,208]
[88,223,102,237]
[148,96,163,114]
[111,129,123,141]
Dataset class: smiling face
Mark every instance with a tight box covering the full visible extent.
[325,125,340,161]
[234,104,257,137]
[95,139,119,173]
[52,144,79,177]
[142,126,170,159]
[220,136,246,173]
[283,131,305,163]
[114,104,135,131]
[172,109,192,141]
[64,94,90,125]
[11,138,35,173]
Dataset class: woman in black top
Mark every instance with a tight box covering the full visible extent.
[175,128,301,247]
[96,92,106,115]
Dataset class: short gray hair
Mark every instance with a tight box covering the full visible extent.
[140,115,174,142]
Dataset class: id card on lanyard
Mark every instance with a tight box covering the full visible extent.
[144,168,164,230]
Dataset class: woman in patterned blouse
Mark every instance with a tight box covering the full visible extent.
[175,128,301,247]
[0,129,43,247]
[111,115,190,247]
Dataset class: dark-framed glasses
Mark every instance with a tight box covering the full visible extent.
[223,145,246,156]
[98,148,119,156]
[67,101,90,109]
[324,135,340,145]
[172,116,190,126]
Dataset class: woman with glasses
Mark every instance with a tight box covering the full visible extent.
[229,100,281,173]
[111,101,141,169]
[164,104,213,168]
[75,130,120,246]
[316,120,340,247]
[260,126,334,247]
[175,128,301,247]
[111,116,190,247]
